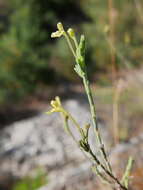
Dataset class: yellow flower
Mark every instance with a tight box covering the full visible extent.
[51,31,63,38]
[51,22,65,38]
[46,96,66,115]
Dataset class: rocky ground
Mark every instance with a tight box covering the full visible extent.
[0,84,143,190]
[0,96,109,190]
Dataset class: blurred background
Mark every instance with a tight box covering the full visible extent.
[0,0,143,190]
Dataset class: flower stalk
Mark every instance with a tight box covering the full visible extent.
[47,22,133,190]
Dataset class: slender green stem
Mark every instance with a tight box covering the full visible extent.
[64,110,82,134]
[64,33,76,57]
[73,36,78,49]
[63,115,92,162]
[89,149,128,190]
[92,165,112,185]
[121,157,134,188]
[63,115,79,143]
[82,74,112,173]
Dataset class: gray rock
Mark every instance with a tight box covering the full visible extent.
[0,98,109,188]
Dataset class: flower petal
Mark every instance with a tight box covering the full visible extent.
[51,31,63,38]
[57,22,64,31]
[55,96,61,106]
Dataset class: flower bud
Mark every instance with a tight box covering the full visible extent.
[67,28,75,38]
[57,22,64,31]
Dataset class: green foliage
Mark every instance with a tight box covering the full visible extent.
[0,0,88,104]
[0,0,50,104]
[0,0,143,105]
[12,172,47,190]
